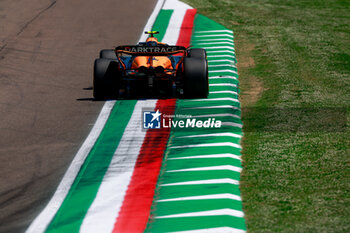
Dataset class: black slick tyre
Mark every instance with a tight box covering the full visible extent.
[183,57,208,98]
[93,58,119,100]
[188,48,207,59]
[99,49,117,59]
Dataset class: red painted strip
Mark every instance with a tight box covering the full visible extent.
[176,9,197,47]
[112,9,196,233]
[112,100,176,233]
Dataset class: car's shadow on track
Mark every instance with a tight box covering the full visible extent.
[77,86,180,101]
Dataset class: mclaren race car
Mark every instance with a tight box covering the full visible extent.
[93,31,208,99]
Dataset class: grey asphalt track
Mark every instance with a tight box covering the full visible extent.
[0,0,156,232]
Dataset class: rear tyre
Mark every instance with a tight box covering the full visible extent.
[93,58,119,100]
[99,49,117,59]
[183,57,208,98]
[188,48,206,59]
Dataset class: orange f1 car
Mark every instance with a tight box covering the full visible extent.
[93,31,208,99]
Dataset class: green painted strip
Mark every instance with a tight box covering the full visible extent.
[157,183,242,199]
[151,9,173,42]
[160,170,241,183]
[191,14,227,31]
[166,157,242,169]
[45,100,137,233]
[209,78,238,84]
[145,216,246,233]
[44,8,175,232]
[146,13,246,232]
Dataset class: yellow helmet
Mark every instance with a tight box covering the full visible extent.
[146,37,159,43]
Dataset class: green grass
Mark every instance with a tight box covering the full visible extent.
[182,0,350,232]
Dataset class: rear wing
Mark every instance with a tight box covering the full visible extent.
[115,45,187,56]
[115,45,187,71]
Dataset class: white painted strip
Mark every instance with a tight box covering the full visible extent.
[155,208,244,218]
[168,153,241,161]
[25,101,116,233]
[209,70,237,75]
[161,178,239,186]
[210,64,236,68]
[194,38,234,43]
[81,1,189,232]
[210,90,238,95]
[203,46,235,51]
[79,101,156,233]
[162,0,192,44]
[190,113,240,119]
[210,76,237,81]
[157,193,241,202]
[207,55,236,59]
[194,30,233,34]
[167,165,242,173]
[193,34,234,38]
[209,83,237,87]
[183,105,239,111]
[139,0,166,41]
[221,122,243,128]
[177,132,242,139]
[26,0,167,230]
[170,142,241,149]
[196,41,234,46]
[208,59,236,63]
[168,227,246,233]
[207,50,236,55]
[187,98,239,103]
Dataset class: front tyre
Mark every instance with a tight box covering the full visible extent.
[93,58,119,100]
[183,57,208,98]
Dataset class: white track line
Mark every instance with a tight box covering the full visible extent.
[176,132,242,139]
[208,59,236,63]
[161,178,240,186]
[194,38,234,43]
[193,34,233,38]
[209,83,237,87]
[210,90,238,95]
[168,154,241,161]
[207,55,236,59]
[207,50,236,55]
[81,0,191,231]
[139,0,165,41]
[170,142,241,149]
[26,0,164,232]
[186,98,239,103]
[168,227,246,233]
[157,194,241,202]
[209,70,237,75]
[191,113,240,118]
[210,63,236,67]
[162,0,191,44]
[203,46,235,51]
[25,101,116,233]
[196,42,234,46]
[210,77,237,81]
[183,105,239,111]
[167,165,242,173]
[194,30,233,34]
[155,209,244,218]
[80,101,156,233]
[210,64,236,68]
[221,122,243,128]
